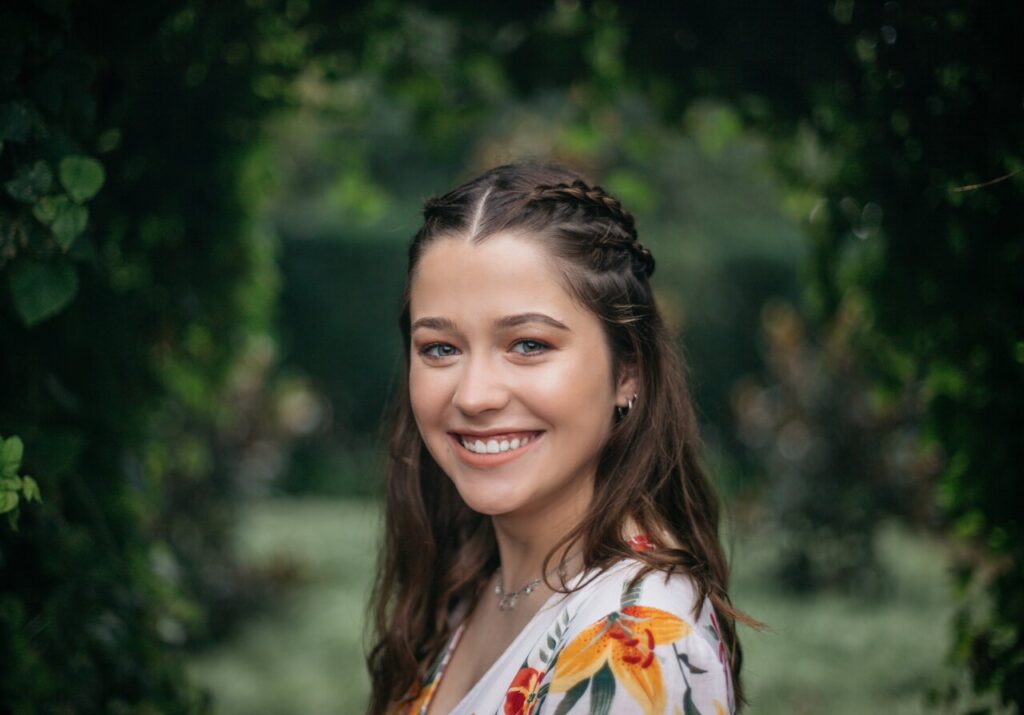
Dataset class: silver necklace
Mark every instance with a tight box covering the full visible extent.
[493,561,572,611]
[494,569,541,611]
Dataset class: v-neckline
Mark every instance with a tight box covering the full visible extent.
[421,586,567,715]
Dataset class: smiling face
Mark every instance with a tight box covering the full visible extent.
[408,232,636,524]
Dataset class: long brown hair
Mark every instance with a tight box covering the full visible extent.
[367,163,754,713]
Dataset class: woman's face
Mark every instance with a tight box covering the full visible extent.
[408,232,636,522]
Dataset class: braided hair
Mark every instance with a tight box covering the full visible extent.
[524,179,656,279]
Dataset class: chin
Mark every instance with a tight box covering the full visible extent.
[449,480,528,517]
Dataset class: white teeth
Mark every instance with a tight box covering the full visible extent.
[459,434,537,454]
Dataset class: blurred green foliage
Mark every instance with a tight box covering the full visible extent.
[733,300,939,594]
[0,1,305,711]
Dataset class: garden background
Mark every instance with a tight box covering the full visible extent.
[1,1,1021,713]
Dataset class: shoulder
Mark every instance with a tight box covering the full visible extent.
[528,560,734,715]
[570,559,704,624]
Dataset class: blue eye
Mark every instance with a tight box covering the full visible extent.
[512,339,549,355]
[421,343,459,359]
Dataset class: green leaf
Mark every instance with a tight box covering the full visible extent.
[33,195,87,251]
[7,509,19,531]
[32,194,66,224]
[1,436,24,468]
[0,490,19,514]
[0,101,31,143]
[0,476,23,491]
[22,476,41,503]
[9,259,79,326]
[59,155,105,203]
[5,160,54,202]
[589,664,615,715]
[51,203,88,251]
[553,678,589,715]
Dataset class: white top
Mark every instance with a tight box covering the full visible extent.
[407,559,735,715]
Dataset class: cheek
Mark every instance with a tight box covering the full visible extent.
[408,367,447,427]
[525,357,615,424]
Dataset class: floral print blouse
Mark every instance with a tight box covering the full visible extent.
[404,558,734,715]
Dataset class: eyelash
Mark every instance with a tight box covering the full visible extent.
[418,339,551,360]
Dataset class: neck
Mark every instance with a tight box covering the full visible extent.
[490,476,593,591]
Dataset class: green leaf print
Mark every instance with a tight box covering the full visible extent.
[683,684,703,715]
[620,575,644,608]
[677,651,708,674]
[589,663,615,715]
[553,678,589,715]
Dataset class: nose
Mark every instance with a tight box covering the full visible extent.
[452,352,510,415]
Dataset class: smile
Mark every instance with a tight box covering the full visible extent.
[447,431,545,465]
[459,432,539,454]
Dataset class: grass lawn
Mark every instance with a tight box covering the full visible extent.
[732,524,955,714]
[188,498,955,714]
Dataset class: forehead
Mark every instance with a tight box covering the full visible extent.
[409,233,584,324]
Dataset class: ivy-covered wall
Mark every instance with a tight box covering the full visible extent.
[0,2,299,711]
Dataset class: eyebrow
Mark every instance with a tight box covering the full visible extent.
[497,313,571,331]
[410,316,457,333]
[410,312,570,333]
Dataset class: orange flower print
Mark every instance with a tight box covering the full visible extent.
[405,679,436,715]
[551,606,690,715]
[504,667,545,715]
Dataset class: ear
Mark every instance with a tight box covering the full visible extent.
[614,362,639,408]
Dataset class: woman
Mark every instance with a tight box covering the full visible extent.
[367,163,751,715]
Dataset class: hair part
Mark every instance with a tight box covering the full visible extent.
[367,162,756,714]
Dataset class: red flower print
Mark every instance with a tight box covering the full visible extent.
[504,666,545,715]
[627,534,657,552]
[708,609,728,667]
